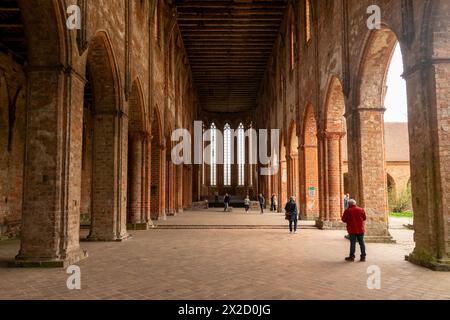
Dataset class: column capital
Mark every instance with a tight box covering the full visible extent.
[321,131,346,140]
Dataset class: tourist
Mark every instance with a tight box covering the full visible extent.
[271,194,278,212]
[285,196,299,234]
[258,194,265,214]
[341,199,367,262]
[244,195,251,213]
[224,193,231,212]
[344,193,350,210]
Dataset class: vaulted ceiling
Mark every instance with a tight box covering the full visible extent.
[0,0,26,64]
[174,0,287,113]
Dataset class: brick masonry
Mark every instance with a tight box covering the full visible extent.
[0,0,448,270]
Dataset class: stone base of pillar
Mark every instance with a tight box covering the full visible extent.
[86,232,131,242]
[127,222,153,230]
[301,214,319,222]
[364,222,396,243]
[406,252,450,271]
[11,248,88,268]
[177,208,184,214]
[167,210,176,217]
[315,219,347,230]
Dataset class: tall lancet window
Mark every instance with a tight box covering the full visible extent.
[210,122,217,186]
[237,123,245,186]
[224,123,232,186]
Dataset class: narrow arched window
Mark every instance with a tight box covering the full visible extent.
[210,123,217,186]
[237,123,245,186]
[224,123,232,186]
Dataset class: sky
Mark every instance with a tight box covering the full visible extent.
[384,43,408,123]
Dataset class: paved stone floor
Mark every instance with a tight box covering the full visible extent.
[0,209,449,300]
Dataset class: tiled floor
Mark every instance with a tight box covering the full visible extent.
[0,210,448,300]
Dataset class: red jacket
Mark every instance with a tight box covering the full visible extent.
[342,205,367,234]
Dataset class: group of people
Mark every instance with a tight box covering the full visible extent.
[221,191,367,262]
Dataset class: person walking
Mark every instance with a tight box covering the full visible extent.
[224,193,231,212]
[258,194,265,214]
[342,199,367,262]
[244,195,251,213]
[271,194,278,212]
[285,196,299,234]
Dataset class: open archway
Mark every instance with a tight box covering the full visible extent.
[349,27,400,241]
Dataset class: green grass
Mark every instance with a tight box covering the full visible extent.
[389,210,413,218]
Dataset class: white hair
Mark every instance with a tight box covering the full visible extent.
[348,199,357,206]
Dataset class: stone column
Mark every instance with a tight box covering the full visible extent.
[14,67,87,267]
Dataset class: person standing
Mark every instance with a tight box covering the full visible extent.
[285,196,299,234]
[344,193,350,210]
[271,194,278,212]
[244,195,251,213]
[224,193,231,212]
[342,199,367,262]
[258,194,265,214]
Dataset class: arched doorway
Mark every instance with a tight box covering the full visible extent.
[302,104,319,220]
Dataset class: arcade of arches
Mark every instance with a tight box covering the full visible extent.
[0,0,449,273]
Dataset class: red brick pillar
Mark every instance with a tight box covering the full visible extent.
[176,164,183,213]
[15,68,87,267]
[347,108,392,242]
[127,132,150,230]
[405,55,450,269]
[88,110,130,241]
[302,143,319,220]
[142,133,153,226]
[316,132,345,229]
[326,132,344,221]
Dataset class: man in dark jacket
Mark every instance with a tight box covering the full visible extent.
[342,199,367,262]
[224,193,231,212]
[258,194,265,214]
[285,196,299,234]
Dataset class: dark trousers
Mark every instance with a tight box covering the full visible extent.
[271,203,277,211]
[289,217,298,232]
[349,234,366,258]
[260,204,264,213]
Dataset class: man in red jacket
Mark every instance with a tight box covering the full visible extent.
[341,199,367,262]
